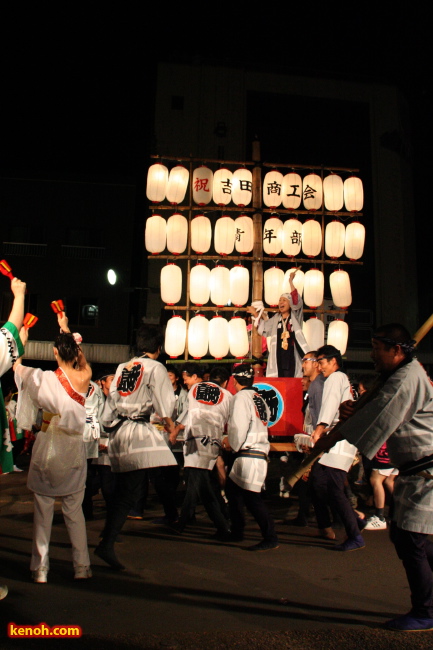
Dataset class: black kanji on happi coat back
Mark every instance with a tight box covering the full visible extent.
[193,382,224,406]
[253,393,268,426]
[256,387,279,423]
[117,363,144,396]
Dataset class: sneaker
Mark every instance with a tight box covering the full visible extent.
[247,540,279,551]
[334,535,365,552]
[385,613,433,631]
[364,515,387,530]
[0,584,8,600]
[32,568,48,583]
[74,565,92,580]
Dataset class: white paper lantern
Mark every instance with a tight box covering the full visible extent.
[344,176,364,212]
[188,314,209,359]
[160,263,182,305]
[166,165,189,205]
[229,316,249,358]
[209,315,229,359]
[330,270,352,308]
[325,221,345,258]
[232,168,253,206]
[263,170,283,208]
[282,268,305,296]
[191,214,211,254]
[264,266,284,306]
[345,221,365,260]
[166,213,188,255]
[145,214,166,254]
[192,166,213,206]
[210,265,230,306]
[165,316,186,358]
[190,263,210,306]
[146,163,168,203]
[323,174,344,212]
[234,215,254,254]
[327,319,349,355]
[303,173,323,211]
[230,264,249,306]
[303,317,325,351]
[282,218,303,256]
[302,220,322,257]
[282,172,302,209]
[214,215,235,256]
[213,168,233,206]
[263,217,283,256]
[304,269,324,308]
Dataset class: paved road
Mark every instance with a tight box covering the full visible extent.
[1,466,432,649]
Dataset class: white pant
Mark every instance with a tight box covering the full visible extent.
[31,489,90,571]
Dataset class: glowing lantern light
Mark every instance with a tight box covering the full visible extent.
[302,220,322,257]
[263,170,284,208]
[282,268,305,296]
[344,176,363,212]
[325,221,345,258]
[330,270,352,308]
[234,215,254,254]
[209,315,229,359]
[166,213,188,255]
[160,263,182,305]
[264,266,284,306]
[282,172,302,209]
[303,173,323,211]
[166,165,189,205]
[229,316,249,358]
[214,215,235,256]
[145,214,166,254]
[323,174,344,212]
[282,218,303,256]
[327,319,349,355]
[232,168,252,206]
[210,265,230,306]
[263,217,283,256]
[192,165,213,206]
[213,168,233,206]
[303,316,325,350]
[188,314,209,359]
[165,315,186,358]
[230,264,249,306]
[304,269,324,308]
[190,263,210,306]
[146,163,168,203]
[191,214,211,254]
[345,221,365,260]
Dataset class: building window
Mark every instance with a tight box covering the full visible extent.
[65,297,99,328]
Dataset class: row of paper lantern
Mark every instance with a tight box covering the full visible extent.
[146,213,365,260]
[165,314,349,359]
[147,163,364,212]
[161,262,351,310]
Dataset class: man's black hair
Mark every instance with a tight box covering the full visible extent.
[232,363,254,387]
[167,365,181,380]
[316,344,343,369]
[209,366,230,386]
[182,362,203,379]
[135,324,164,355]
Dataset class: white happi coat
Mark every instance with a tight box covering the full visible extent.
[1,322,23,375]
[84,380,104,459]
[317,370,357,472]
[257,291,309,378]
[102,356,177,473]
[228,387,270,493]
[341,359,433,534]
[15,365,87,497]
[178,381,232,470]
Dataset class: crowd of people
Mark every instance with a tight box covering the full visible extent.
[2,272,433,632]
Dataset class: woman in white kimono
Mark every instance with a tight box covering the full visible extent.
[15,314,92,583]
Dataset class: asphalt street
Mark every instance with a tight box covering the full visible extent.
[1,463,433,649]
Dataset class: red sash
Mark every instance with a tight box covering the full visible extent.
[54,368,85,407]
